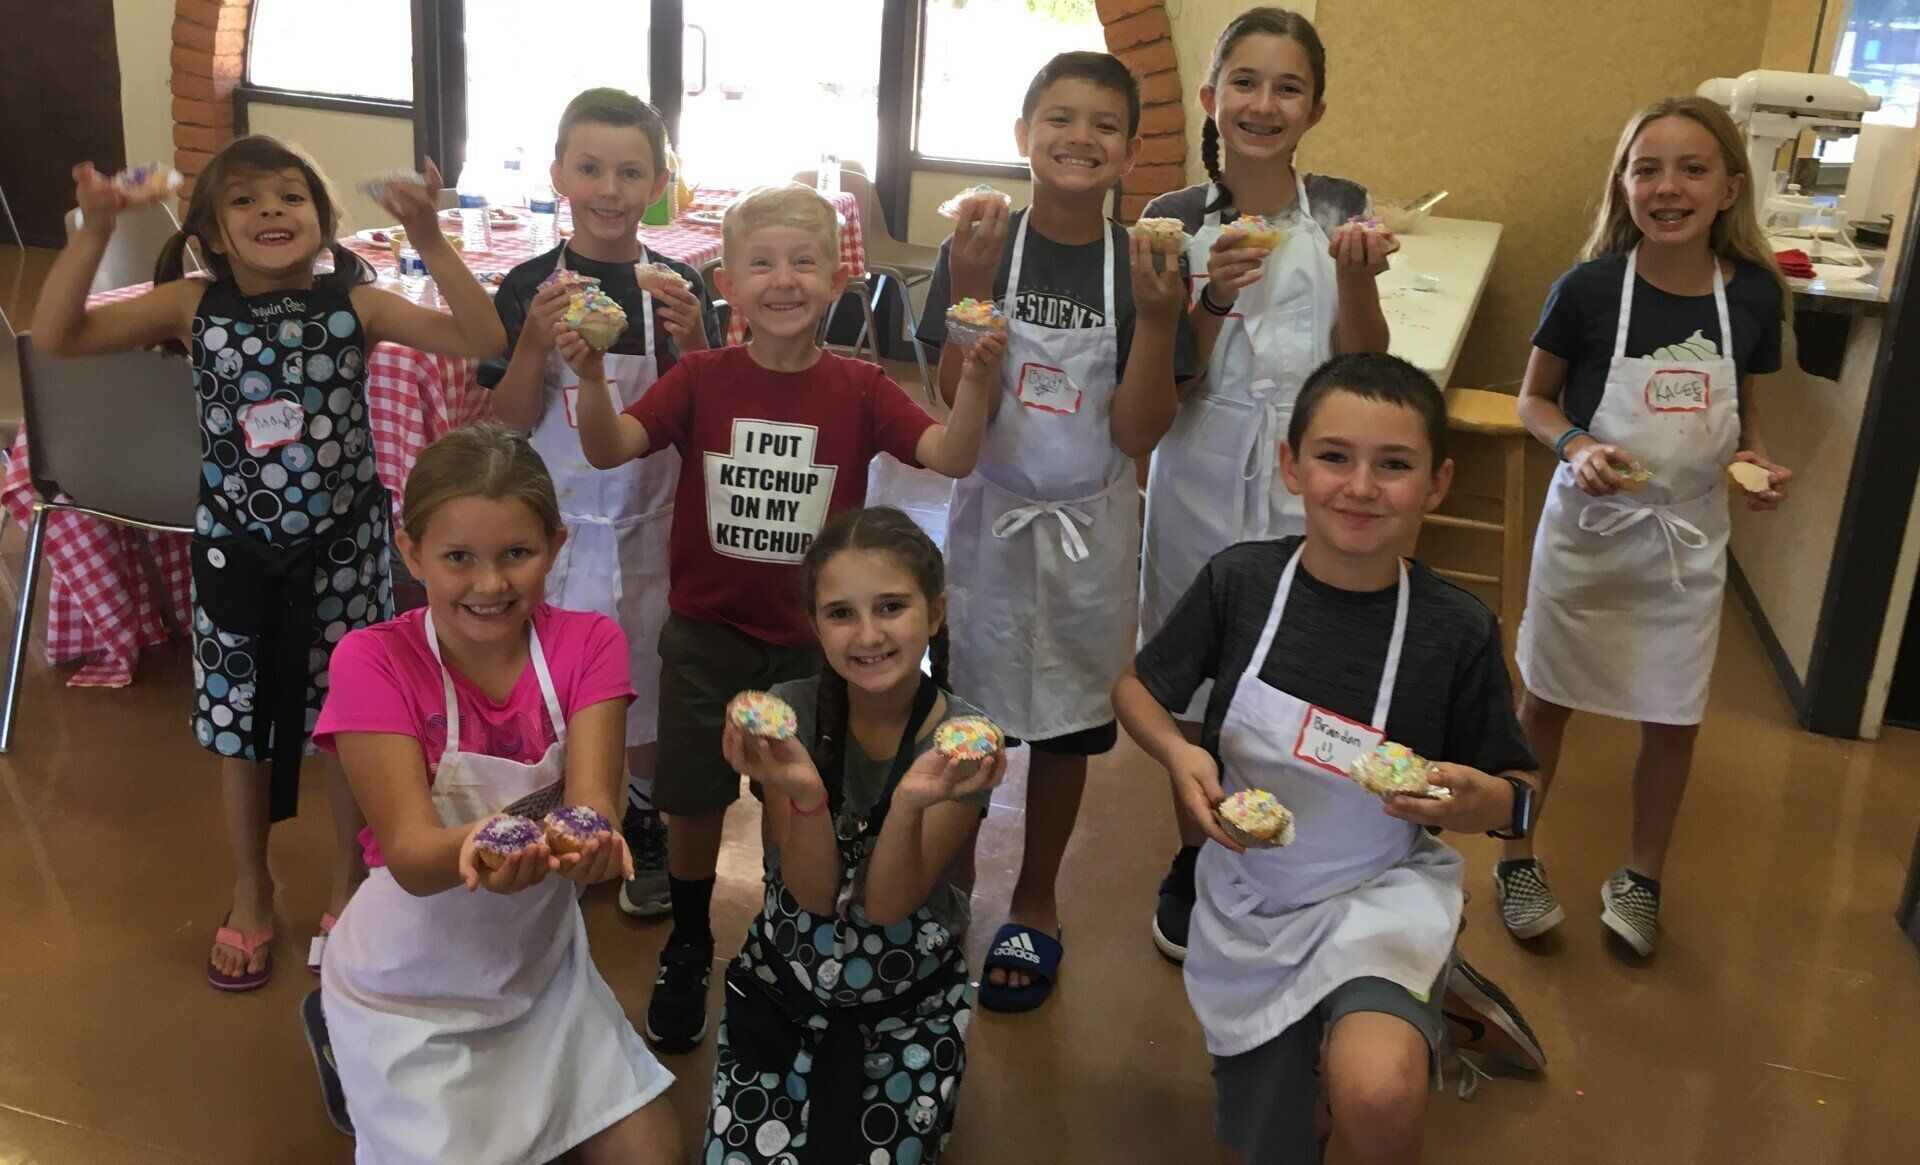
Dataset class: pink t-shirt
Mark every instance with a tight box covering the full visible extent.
[313,604,635,867]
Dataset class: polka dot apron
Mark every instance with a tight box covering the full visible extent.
[187,279,392,819]
[707,679,972,1165]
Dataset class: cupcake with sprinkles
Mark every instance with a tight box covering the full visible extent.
[563,284,629,350]
[471,815,544,870]
[543,805,615,855]
[728,690,799,741]
[934,714,1004,777]
[1348,741,1450,799]
[1216,789,1295,848]
[945,297,1008,350]
[636,261,689,296]
[1231,213,1288,252]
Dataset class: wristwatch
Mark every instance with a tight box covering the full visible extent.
[1487,773,1536,840]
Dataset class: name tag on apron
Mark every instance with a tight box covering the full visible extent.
[1016,362,1082,415]
[239,398,306,456]
[1293,704,1383,777]
[1644,369,1710,413]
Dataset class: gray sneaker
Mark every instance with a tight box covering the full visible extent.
[618,809,670,918]
[1601,866,1659,956]
[1493,858,1565,940]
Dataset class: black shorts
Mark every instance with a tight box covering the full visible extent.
[1007,720,1118,757]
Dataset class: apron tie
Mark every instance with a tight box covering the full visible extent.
[991,500,1094,562]
[1578,497,1709,590]
[1239,384,1289,487]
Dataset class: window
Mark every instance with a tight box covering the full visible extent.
[247,0,414,102]
[1823,0,1920,163]
[913,0,1107,169]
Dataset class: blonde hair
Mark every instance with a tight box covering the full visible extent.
[721,183,839,266]
[402,423,563,542]
[1583,96,1788,306]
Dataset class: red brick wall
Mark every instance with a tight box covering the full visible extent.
[167,0,1185,218]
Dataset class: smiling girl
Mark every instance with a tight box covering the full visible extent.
[1507,97,1792,955]
[30,135,505,992]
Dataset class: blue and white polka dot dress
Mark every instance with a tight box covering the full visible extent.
[187,280,392,760]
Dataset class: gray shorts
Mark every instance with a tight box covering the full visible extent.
[1212,968,1446,1164]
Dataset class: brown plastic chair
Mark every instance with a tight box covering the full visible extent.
[1422,387,1530,660]
[1,335,201,750]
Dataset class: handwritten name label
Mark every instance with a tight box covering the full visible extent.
[239,398,306,456]
[1644,369,1710,413]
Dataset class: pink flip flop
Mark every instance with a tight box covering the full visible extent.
[207,914,275,992]
[308,911,339,975]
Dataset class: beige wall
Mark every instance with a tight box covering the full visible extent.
[245,105,415,232]
[114,0,173,168]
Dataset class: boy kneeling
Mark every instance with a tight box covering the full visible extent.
[1115,354,1542,1163]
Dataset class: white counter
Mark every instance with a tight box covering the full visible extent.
[1378,216,1504,387]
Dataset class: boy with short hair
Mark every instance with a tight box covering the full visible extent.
[567,182,1000,1052]
[915,50,1193,1011]
[480,87,720,917]
[1114,353,1545,1162]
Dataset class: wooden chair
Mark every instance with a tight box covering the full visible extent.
[1423,387,1530,657]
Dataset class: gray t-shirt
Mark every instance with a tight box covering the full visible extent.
[1135,537,1536,778]
[766,678,992,936]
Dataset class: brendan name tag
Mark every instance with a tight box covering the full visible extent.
[1293,705,1383,778]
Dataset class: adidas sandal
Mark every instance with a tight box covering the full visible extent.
[978,923,1063,1013]
[301,988,354,1136]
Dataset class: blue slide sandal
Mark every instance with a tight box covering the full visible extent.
[978,923,1063,1013]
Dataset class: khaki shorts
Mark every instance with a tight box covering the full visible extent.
[653,611,820,816]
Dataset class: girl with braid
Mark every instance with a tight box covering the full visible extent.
[1137,7,1395,964]
[710,507,1005,1163]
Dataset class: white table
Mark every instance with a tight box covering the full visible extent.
[1377,217,1503,387]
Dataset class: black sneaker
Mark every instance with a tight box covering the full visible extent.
[618,809,670,918]
[1443,956,1547,1072]
[1151,846,1199,965]
[645,937,713,1053]
[1493,857,1566,940]
[1601,866,1660,956]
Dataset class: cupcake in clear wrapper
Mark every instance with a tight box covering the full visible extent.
[564,285,628,350]
[471,815,543,871]
[937,183,1014,220]
[1129,217,1190,257]
[1347,214,1402,256]
[636,261,689,296]
[355,169,429,205]
[1347,742,1450,799]
[946,297,1008,350]
[729,690,799,741]
[1215,789,1295,848]
[933,715,1004,778]
[112,163,182,207]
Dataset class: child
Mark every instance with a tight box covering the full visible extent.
[1137,5,1397,966]
[29,137,506,991]
[713,506,1002,1164]
[1507,96,1792,954]
[1116,353,1545,1164]
[567,182,1000,1052]
[313,424,679,1164]
[915,50,1191,1011]
[481,87,721,919]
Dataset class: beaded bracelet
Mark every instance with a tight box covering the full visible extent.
[1553,426,1590,460]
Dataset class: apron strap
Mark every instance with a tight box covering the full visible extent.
[1617,247,1733,359]
[424,613,566,765]
[990,500,1094,562]
[1245,544,1410,729]
[828,675,941,832]
[1006,210,1117,319]
[1577,497,1710,590]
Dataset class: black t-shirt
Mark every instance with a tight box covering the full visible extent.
[915,209,1196,382]
[476,244,719,389]
[1135,537,1537,778]
[1532,253,1784,430]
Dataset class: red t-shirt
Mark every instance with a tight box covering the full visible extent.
[624,346,936,645]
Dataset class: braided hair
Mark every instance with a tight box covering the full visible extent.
[800,507,950,785]
[1201,8,1328,217]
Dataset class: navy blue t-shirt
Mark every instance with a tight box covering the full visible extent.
[1532,253,1784,430]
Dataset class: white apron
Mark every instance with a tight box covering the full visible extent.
[529,249,677,745]
[321,615,670,1164]
[947,215,1138,740]
[1517,249,1739,725]
[1185,546,1463,1057]
[1141,176,1337,720]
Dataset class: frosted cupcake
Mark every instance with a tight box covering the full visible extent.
[543,805,614,855]
[564,285,628,350]
[471,815,543,871]
[1232,214,1287,252]
[1216,789,1296,848]
[636,261,689,296]
[1617,460,1655,492]
[1348,742,1450,799]
[728,690,799,741]
[933,715,1003,777]
[946,297,1008,349]
[112,163,182,207]
[1129,217,1189,256]
[937,183,1014,220]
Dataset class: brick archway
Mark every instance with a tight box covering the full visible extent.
[169,0,1185,217]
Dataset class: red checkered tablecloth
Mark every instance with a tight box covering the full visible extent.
[4,187,865,688]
